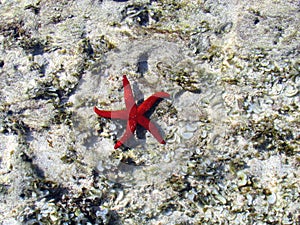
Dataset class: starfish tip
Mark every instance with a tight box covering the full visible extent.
[155,92,171,99]
[122,75,130,87]
[114,141,122,149]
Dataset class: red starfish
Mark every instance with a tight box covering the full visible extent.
[94,75,170,149]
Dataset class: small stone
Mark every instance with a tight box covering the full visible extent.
[267,192,276,205]
[237,171,248,187]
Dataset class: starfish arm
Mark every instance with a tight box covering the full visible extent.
[137,115,166,144]
[94,106,129,120]
[137,92,170,115]
[114,119,137,149]
[123,75,136,110]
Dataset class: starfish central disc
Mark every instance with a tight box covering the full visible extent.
[94,75,170,149]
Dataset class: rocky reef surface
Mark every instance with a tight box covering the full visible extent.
[0,0,299,224]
